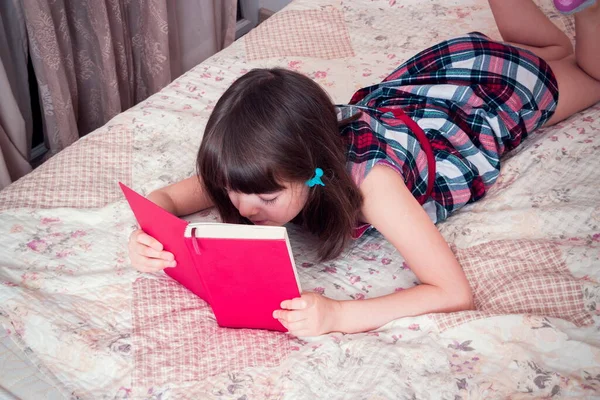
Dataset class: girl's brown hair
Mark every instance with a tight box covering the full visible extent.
[197,68,363,261]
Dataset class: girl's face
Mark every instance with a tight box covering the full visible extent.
[227,181,310,226]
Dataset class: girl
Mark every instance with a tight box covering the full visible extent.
[128,0,600,337]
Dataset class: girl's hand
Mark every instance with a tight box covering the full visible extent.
[273,292,342,337]
[128,229,176,273]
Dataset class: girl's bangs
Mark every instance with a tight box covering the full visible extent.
[218,133,285,194]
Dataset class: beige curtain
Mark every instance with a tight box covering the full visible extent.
[0,0,33,189]
[174,0,238,73]
[23,0,178,155]
[0,0,237,190]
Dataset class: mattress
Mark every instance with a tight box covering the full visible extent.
[1,0,599,398]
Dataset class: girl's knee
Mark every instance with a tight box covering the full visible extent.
[545,56,600,125]
[557,38,575,59]
[542,39,574,61]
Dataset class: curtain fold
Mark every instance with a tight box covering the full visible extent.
[22,0,177,155]
[174,0,238,73]
[0,0,237,190]
[0,0,33,190]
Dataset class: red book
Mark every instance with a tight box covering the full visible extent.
[119,183,301,332]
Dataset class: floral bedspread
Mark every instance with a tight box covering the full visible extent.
[1,0,599,398]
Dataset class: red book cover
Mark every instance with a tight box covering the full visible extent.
[119,182,209,302]
[119,183,301,332]
[183,224,301,331]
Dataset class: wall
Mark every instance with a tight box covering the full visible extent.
[259,0,292,12]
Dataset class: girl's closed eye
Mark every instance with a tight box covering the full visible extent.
[260,196,278,205]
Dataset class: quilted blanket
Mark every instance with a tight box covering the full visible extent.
[1,0,599,398]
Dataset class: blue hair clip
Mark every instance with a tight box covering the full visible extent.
[306,168,325,187]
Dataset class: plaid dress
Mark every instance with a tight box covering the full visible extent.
[338,32,558,234]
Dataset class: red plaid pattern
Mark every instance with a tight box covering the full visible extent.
[434,240,593,331]
[340,33,558,227]
[0,126,132,210]
[245,9,355,61]
[132,278,293,390]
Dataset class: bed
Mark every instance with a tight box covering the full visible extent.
[1,0,599,398]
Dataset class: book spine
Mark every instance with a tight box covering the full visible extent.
[183,235,213,305]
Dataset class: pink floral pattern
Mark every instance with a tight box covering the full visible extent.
[0,0,599,398]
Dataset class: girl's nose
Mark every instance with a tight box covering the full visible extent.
[237,198,257,218]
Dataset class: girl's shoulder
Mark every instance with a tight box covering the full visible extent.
[337,105,416,192]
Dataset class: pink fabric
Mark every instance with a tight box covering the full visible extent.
[0,125,132,210]
[433,239,594,331]
[132,278,293,393]
[245,9,355,61]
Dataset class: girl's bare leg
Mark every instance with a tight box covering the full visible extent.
[488,0,573,60]
[546,4,600,125]
[489,0,600,125]
[574,4,600,80]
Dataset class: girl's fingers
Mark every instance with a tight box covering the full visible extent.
[139,245,174,262]
[280,297,307,310]
[273,309,307,323]
[132,256,175,272]
[278,318,290,332]
[274,315,307,334]
[129,230,173,258]
[282,320,310,336]
[140,245,163,259]
[135,231,164,251]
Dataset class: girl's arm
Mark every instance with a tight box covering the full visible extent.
[334,164,474,333]
[275,164,473,336]
[147,175,214,216]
